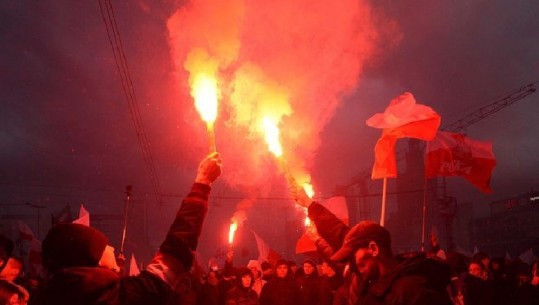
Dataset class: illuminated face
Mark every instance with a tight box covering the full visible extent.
[276,264,289,278]
[469,262,484,279]
[353,245,378,281]
[249,267,260,279]
[207,271,219,285]
[303,263,315,275]
[241,274,252,288]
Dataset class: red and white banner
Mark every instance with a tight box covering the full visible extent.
[252,230,281,266]
[367,92,441,179]
[426,131,496,193]
[72,204,90,226]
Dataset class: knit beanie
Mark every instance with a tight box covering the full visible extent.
[303,258,317,268]
[42,223,109,272]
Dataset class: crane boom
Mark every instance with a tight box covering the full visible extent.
[442,82,536,132]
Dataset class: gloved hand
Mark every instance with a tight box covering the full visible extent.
[195,152,223,185]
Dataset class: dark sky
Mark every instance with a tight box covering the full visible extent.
[1,0,538,263]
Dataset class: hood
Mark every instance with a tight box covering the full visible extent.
[36,267,120,305]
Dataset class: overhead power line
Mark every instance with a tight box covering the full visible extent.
[97,0,163,205]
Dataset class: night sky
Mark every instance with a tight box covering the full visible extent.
[1,0,538,264]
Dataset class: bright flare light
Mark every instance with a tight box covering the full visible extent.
[192,74,218,152]
[228,221,238,245]
[262,117,283,157]
[193,74,218,122]
[303,183,314,199]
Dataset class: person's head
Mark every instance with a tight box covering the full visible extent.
[303,259,317,276]
[288,260,298,274]
[0,280,21,305]
[275,259,289,279]
[261,261,273,276]
[247,260,261,279]
[472,251,490,271]
[42,223,116,273]
[237,267,253,288]
[206,270,220,286]
[331,221,393,281]
[468,259,486,279]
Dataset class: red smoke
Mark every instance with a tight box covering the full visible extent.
[167,0,397,221]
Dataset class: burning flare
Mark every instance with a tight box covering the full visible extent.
[228,221,238,245]
[262,117,283,157]
[192,73,218,152]
[302,183,314,227]
[192,74,218,123]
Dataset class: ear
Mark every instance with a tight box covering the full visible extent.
[368,241,379,257]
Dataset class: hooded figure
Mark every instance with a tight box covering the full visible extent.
[30,152,223,305]
[225,267,259,305]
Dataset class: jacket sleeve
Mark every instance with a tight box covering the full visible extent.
[308,202,349,251]
[145,182,210,287]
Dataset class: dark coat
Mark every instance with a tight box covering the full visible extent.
[296,273,320,305]
[225,286,258,305]
[31,183,211,305]
[308,202,452,305]
[259,277,301,305]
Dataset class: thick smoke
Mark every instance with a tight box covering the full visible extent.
[167,0,396,223]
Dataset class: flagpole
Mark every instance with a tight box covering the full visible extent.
[380,177,387,226]
[421,141,429,252]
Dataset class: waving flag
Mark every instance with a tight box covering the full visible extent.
[426,131,496,193]
[129,253,141,276]
[72,204,90,226]
[252,230,281,266]
[367,92,441,179]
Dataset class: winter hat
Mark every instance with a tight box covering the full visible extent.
[275,259,289,268]
[303,258,317,268]
[247,260,260,271]
[331,221,391,262]
[260,261,272,271]
[42,223,109,272]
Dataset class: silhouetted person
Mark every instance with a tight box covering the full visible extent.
[30,152,223,305]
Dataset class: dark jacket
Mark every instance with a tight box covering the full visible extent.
[259,276,301,305]
[225,286,258,305]
[308,202,452,305]
[364,253,452,305]
[296,272,320,305]
[31,183,211,305]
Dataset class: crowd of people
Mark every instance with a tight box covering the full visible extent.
[0,152,538,305]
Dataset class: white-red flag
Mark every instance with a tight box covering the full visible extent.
[426,131,496,193]
[252,230,281,266]
[129,253,141,276]
[367,92,441,179]
[72,204,90,226]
